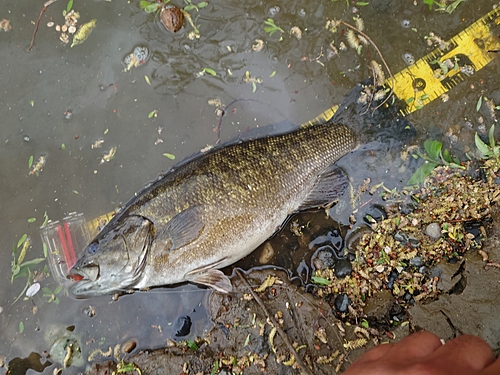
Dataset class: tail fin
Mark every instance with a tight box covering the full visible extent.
[333,79,416,150]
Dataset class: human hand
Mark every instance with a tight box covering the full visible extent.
[343,331,500,375]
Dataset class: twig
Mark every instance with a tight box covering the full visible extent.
[340,21,394,114]
[235,269,314,375]
[214,98,287,145]
[28,0,58,51]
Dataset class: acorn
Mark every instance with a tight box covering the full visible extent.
[160,5,184,32]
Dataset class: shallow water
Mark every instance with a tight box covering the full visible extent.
[1,0,499,373]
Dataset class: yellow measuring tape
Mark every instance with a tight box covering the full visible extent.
[305,7,500,125]
[87,8,500,237]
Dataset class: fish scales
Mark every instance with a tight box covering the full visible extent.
[69,121,358,296]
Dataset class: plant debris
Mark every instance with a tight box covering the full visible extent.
[313,159,500,320]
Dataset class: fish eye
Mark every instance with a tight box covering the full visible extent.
[87,243,99,254]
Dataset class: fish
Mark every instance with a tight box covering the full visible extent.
[69,85,415,297]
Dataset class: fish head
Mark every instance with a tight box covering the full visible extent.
[69,215,153,298]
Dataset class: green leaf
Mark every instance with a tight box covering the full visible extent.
[445,0,463,13]
[17,234,28,249]
[18,258,46,271]
[210,359,219,375]
[424,139,442,161]
[488,124,496,149]
[66,0,73,13]
[252,81,257,93]
[361,319,369,329]
[42,211,49,227]
[197,1,208,8]
[406,97,414,104]
[61,143,66,150]
[28,217,36,223]
[475,132,491,156]
[476,95,483,112]
[28,155,34,169]
[163,153,176,160]
[19,322,24,333]
[407,161,438,185]
[43,242,48,258]
[202,67,216,76]
[73,190,79,194]
[148,110,156,119]
[184,4,196,11]
[356,1,369,5]
[186,339,198,351]
[311,276,331,286]
[442,148,451,163]
[54,285,63,295]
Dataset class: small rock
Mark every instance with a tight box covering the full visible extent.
[394,231,420,247]
[334,259,352,278]
[425,223,442,241]
[363,290,394,320]
[410,256,423,267]
[387,271,398,289]
[259,242,274,264]
[121,339,137,354]
[334,293,349,313]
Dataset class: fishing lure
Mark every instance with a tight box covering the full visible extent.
[71,19,96,48]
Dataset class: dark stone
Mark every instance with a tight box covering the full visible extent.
[334,293,350,313]
[334,259,352,279]
[394,231,420,248]
[387,271,398,289]
[410,256,422,267]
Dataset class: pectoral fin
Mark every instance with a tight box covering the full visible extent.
[297,165,348,212]
[155,205,204,252]
[185,269,233,293]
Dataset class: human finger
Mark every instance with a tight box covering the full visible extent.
[481,356,500,375]
[426,335,495,373]
[388,331,443,360]
[351,342,395,364]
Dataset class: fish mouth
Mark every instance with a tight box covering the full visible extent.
[69,264,100,283]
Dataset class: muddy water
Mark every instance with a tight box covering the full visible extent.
[1,0,499,373]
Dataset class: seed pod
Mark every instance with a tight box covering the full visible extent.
[160,5,184,32]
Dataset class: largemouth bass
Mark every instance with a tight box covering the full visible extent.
[69,87,413,297]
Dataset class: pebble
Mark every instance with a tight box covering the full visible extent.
[410,256,423,267]
[425,223,442,240]
[121,339,137,354]
[334,293,349,313]
[258,242,274,264]
[334,259,352,279]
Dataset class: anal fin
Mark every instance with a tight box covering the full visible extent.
[297,165,349,212]
[185,269,233,293]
